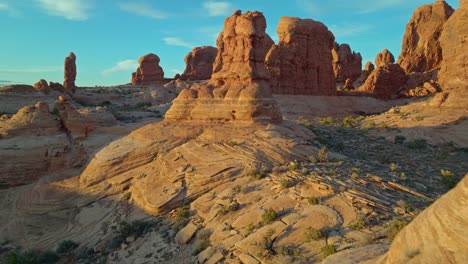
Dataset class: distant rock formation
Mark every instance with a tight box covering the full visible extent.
[358,49,406,99]
[375,49,395,67]
[365,61,375,72]
[354,61,376,86]
[398,1,454,73]
[55,96,95,140]
[34,79,50,94]
[434,0,468,108]
[265,16,336,95]
[64,52,77,93]
[181,46,217,80]
[165,10,282,123]
[131,53,165,85]
[379,175,468,263]
[332,42,362,83]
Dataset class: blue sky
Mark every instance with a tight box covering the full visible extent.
[0,0,459,87]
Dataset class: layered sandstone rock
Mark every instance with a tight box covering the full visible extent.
[55,96,95,140]
[64,52,77,93]
[34,79,50,94]
[165,10,282,123]
[435,0,468,108]
[365,61,375,72]
[181,46,217,80]
[332,43,362,83]
[379,175,468,263]
[398,1,454,73]
[375,49,395,67]
[354,61,376,86]
[358,64,407,100]
[131,53,165,85]
[265,16,336,95]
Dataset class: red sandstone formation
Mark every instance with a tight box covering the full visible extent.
[165,10,282,122]
[181,46,217,80]
[265,16,336,95]
[365,61,375,72]
[131,53,165,85]
[332,43,362,83]
[55,96,95,140]
[398,1,454,73]
[354,61,376,86]
[343,78,354,90]
[358,64,407,100]
[375,49,395,67]
[64,52,77,93]
[34,79,50,94]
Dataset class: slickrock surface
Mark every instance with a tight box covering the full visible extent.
[379,175,468,264]
[131,53,165,85]
[375,49,395,67]
[265,16,336,95]
[165,10,282,122]
[398,1,454,73]
[435,0,468,108]
[332,43,362,83]
[64,52,77,93]
[181,46,217,80]
[55,96,95,140]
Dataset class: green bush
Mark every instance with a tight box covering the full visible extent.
[261,208,277,225]
[319,117,336,125]
[117,220,154,239]
[390,163,398,172]
[440,169,458,189]
[56,240,79,255]
[8,249,60,264]
[248,166,266,179]
[304,227,322,242]
[385,218,407,240]
[176,205,190,221]
[288,161,300,171]
[350,217,367,230]
[318,147,328,163]
[308,196,320,205]
[193,229,211,256]
[321,245,337,259]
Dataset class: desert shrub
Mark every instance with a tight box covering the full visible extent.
[218,201,240,216]
[319,117,336,125]
[351,172,359,180]
[341,115,364,128]
[56,240,79,255]
[175,205,190,221]
[406,139,428,149]
[8,249,60,264]
[261,208,277,225]
[248,166,266,179]
[400,172,407,181]
[350,216,367,230]
[280,179,292,189]
[117,220,154,239]
[193,229,211,256]
[390,163,398,172]
[385,218,408,240]
[278,245,301,257]
[288,161,300,171]
[321,245,337,259]
[440,169,458,189]
[257,228,275,257]
[304,227,323,242]
[394,135,406,144]
[318,147,328,163]
[308,196,320,205]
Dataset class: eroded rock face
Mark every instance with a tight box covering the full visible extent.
[131,53,165,85]
[358,64,407,100]
[34,79,50,94]
[354,61,376,86]
[55,96,95,140]
[365,61,375,72]
[375,49,395,67]
[435,0,468,108]
[64,52,77,93]
[379,176,468,264]
[398,1,454,73]
[265,16,336,95]
[332,43,362,83]
[165,10,282,123]
[181,46,217,80]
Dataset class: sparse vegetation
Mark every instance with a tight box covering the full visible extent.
[280,178,292,189]
[351,172,359,180]
[248,165,266,179]
[218,201,240,216]
[341,115,364,128]
[318,147,328,162]
[350,216,367,230]
[56,240,79,255]
[320,116,336,125]
[117,220,155,239]
[321,245,337,259]
[440,169,458,189]
[406,139,428,149]
[390,163,398,172]
[175,205,190,224]
[304,227,323,241]
[400,172,407,181]
[278,244,301,257]
[193,229,211,256]
[288,160,300,171]
[261,208,277,225]
[385,218,408,240]
[5,249,60,264]
[308,196,320,205]
[257,228,275,258]
[394,135,406,144]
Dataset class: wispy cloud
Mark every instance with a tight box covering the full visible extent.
[203,1,233,17]
[163,37,193,48]
[102,60,138,76]
[297,0,408,15]
[198,26,222,42]
[0,67,61,74]
[117,2,167,19]
[0,2,21,16]
[329,24,373,37]
[36,0,91,20]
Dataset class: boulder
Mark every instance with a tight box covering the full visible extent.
[64,52,77,93]
[332,43,362,83]
[165,10,282,123]
[265,16,336,95]
[181,46,217,80]
[379,176,468,263]
[131,53,165,85]
[34,79,50,94]
[358,64,407,100]
[375,49,395,67]
[54,96,95,140]
[398,1,454,73]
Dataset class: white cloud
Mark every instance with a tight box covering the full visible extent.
[163,37,193,48]
[36,0,91,20]
[102,60,138,76]
[0,2,21,16]
[117,2,167,19]
[0,67,61,74]
[203,1,233,17]
[329,24,373,37]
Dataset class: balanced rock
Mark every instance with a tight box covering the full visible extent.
[181,46,217,80]
[358,64,407,100]
[379,175,468,263]
[131,53,165,85]
[398,1,454,73]
[265,16,336,95]
[63,52,77,93]
[165,10,282,123]
[435,0,468,108]
[375,49,395,67]
[332,43,362,83]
